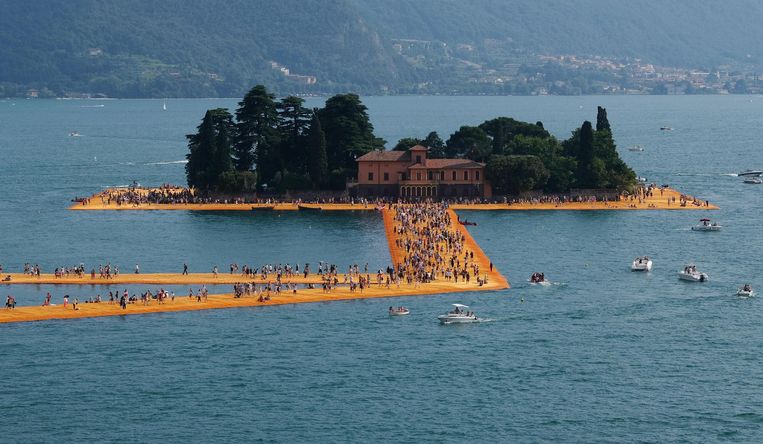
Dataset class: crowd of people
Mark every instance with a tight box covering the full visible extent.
[391,202,487,287]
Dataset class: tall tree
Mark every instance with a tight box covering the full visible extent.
[596,106,611,132]
[185,108,234,191]
[316,93,385,174]
[235,85,280,182]
[446,126,492,161]
[392,137,422,151]
[423,131,446,158]
[479,117,550,156]
[277,96,312,173]
[307,113,328,189]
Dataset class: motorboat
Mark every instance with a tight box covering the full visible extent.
[631,256,652,272]
[660,127,674,131]
[738,170,763,177]
[628,145,645,152]
[636,176,648,183]
[458,218,477,226]
[389,306,410,316]
[529,272,547,284]
[437,304,480,324]
[737,284,754,298]
[69,131,81,137]
[691,218,721,231]
[744,177,762,184]
[678,265,708,282]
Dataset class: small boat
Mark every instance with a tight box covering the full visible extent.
[678,264,708,282]
[660,127,674,131]
[529,272,547,284]
[691,218,721,231]
[738,170,763,177]
[636,176,648,183]
[69,131,81,137]
[389,306,410,316]
[297,204,322,211]
[251,205,275,211]
[458,218,477,226]
[437,304,480,324]
[628,145,645,152]
[631,256,652,272]
[737,284,754,298]
[744,177,762,184]
[162,100,167,111]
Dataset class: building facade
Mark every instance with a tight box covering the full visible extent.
[351,145,491,198]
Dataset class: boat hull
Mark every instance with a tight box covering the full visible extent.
[691,226,721,232]
[678,272,708,282]
[631,260,652,272]
[438,315,479,324]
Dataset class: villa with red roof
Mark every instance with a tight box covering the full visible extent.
[351,145,491,198]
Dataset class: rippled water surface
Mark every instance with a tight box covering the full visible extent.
[2,96,763,442]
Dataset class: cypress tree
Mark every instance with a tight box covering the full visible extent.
[186,110,217,191]
[596,106,611,132]
[235,85,279,179]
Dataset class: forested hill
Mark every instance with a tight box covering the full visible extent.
[0,0,413,98]
[353,0,763,70]
[3,0,763,98]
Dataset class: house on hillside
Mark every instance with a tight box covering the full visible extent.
[350,145,490,198]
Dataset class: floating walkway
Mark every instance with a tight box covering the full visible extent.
[70,187,717,211]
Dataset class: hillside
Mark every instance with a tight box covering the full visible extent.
[0,0,413,98]
[2,0,763,97]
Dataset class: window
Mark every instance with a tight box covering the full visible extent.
[368,172,374,181]
[427,171,433,180]
[416,172,422,181]
[463,171,469,181]
[452,171,456,181]
[416,155,422,164]
[475,171,480,181]
[383,172,389,181]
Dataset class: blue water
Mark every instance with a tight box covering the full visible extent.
[2,96,763,442]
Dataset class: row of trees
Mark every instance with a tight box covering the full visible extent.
[187,87,635,195]
[392,106,636,195]
[186,85,383,192]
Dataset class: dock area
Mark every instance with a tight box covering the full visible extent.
[69,186,717,211]
[2,203,509,323]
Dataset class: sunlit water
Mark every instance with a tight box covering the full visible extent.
[1,96,763,442]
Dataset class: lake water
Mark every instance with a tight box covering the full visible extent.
[2,96,763,442]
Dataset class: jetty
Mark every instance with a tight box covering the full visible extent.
[70,186,717,211]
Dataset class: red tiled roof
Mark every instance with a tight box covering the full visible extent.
[356,150,410,162]
[410,158,485,169]
[409,144,428,151]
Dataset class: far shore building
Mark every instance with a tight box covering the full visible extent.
[351,145,491,198]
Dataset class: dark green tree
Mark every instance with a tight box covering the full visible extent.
[486,155,550,194]
[423,131,446,158]
[393,137,422,151]
[446,126,492,161]
[479,117,550,156]
[316,93,385,174]
[277,96,312,173]
[185,108,234,191]
[235,85,280,182]
[596,106,611,132]
[307,113,328,189]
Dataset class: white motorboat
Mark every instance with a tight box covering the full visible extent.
[678,265,708,282]
[631,256,652,272]
[744,177,762,184]
[438,304,480,324]
[691,218,721,231]
[738,170,763,177]
[628,145,645,152]
[660,126,674,131]
[737,284,754,298]
[389,306,410,316]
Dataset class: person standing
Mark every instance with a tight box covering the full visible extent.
[134,264,140,274]
[63,295,69,308]
[182,263,188,275]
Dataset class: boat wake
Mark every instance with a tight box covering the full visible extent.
[145,160,188,166]
[721,173,739,177]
